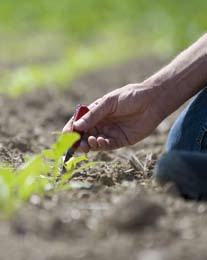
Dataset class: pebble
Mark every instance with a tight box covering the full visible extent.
[30,195,41,206]
[71,208,81,220]
[197,204,206,214]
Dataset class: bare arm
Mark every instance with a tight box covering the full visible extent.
[63,34,207,151]
[144,33,207,120]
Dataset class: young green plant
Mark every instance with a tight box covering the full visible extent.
[0,132,90,217]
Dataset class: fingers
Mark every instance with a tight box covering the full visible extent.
[87,135,117,151]
[97,136,108,150]
[62,118,73,133]
[88,136,98,150]
[78,136,114,152]
[78,139,90,153]
[62,95,117,152]
[73,97,114,132]
[62,99,101,133]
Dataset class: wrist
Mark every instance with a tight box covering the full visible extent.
[142,79,171,122]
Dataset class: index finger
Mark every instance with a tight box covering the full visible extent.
[62,116,74,133]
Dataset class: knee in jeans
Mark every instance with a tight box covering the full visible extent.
[167,87,207,152]
[166,118,188,151]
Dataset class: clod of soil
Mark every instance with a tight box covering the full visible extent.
[107,195,165,231]
[0,57,206,260]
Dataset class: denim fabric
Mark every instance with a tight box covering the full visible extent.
[154,87,207,200]
[155,150,207,199]
[167,87,207,152]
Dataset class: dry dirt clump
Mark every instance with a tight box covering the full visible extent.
[0,57,207,260]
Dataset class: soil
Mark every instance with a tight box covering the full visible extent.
[0,57,207,260]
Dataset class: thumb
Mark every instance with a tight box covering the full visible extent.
[73,98,112,132]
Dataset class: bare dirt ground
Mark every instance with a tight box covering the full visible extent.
[0,57,207,260]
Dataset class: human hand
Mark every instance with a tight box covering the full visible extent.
[62,83,162,152]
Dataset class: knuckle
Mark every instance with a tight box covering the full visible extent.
[87,109,96,122]
[103,95,117,114]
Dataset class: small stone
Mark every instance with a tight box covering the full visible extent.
[197,204,206,214]
[71,209,81,220]
[30,195,41,206]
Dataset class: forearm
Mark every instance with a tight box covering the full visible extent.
[143,33,207,120]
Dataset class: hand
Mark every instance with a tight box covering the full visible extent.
[62,83,162,152]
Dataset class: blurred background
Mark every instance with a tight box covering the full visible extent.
[0,0,206,96]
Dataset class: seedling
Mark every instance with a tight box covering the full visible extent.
[0,132,88,217]
[61,105,89,174]
[0,105,105,217]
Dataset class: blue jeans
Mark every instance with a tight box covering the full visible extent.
[167,87,207,152]
[154,87,207,199]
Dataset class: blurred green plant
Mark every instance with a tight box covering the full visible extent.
[0,0,206,215]
[0,0,206,95]
[0,132,96,217]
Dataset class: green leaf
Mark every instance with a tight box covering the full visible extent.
[0,167,15,187]
[51,132,80,160]
[42,149,55,160]
[65,154,88,171]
